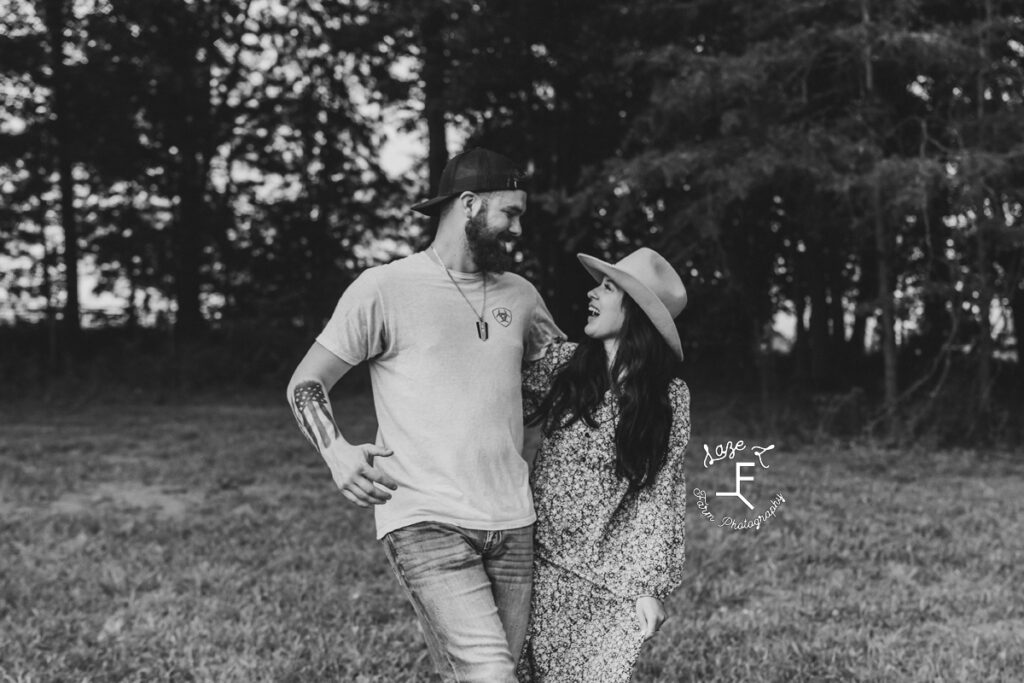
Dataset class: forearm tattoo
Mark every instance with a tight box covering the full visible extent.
[291,381,342,454]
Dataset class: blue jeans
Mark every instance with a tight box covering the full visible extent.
[382,521,534,682]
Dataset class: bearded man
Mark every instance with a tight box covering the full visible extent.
[287,148,563,682]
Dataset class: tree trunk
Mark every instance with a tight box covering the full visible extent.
[175,158,205,336]
[827,246,846,345]
[127,271,138,329]
[850,239,875,369]
[862,0,897,437]
[920,209,951,358]
[975,220,992,428]
[421,8,448,238]
[973,0,994,433]
[828,277,847,379]
[1012,285,1024,386]
[41,241,58,377]
[171,41,210,338]
[43,0,80,344]
[756,316,776,421]
[807,240,831,389]
[872,177,898,433]
[793,277,810,387]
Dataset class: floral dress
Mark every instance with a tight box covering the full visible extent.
[517,341,690,682]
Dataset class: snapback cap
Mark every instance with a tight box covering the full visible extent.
[412,148,526,216]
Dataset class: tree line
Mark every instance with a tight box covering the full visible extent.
[1,0,1021,441]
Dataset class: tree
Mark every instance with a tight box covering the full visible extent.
[41,0,80,340]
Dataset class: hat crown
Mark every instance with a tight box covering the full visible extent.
[441,148,516,191]
[412,148,524,215]
[612,248,687,317]
[438,147,520,193]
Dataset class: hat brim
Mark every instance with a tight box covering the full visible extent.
[577,253,684,361]
[411,193,458,216]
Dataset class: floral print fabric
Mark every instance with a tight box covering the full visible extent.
[517,557,646,682]
[517,341,690,681]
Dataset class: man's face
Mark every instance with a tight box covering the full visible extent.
[465,190,527,274]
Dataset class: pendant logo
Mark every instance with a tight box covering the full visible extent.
[492,307,513,327]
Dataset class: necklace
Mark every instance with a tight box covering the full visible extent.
[430,247,489,341]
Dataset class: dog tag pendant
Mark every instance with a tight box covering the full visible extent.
[476,320,489,341]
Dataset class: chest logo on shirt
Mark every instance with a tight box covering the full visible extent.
[492,307,513,327]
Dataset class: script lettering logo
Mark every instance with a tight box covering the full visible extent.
[695,440,787,531]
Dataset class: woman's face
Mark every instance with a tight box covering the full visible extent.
[584,276,626,341]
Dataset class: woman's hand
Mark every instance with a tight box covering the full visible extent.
[636,596,667,641]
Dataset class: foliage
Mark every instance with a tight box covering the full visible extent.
[0,0,405,332]
[0,0,1022,439]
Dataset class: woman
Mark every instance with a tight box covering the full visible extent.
[517,247,690,682]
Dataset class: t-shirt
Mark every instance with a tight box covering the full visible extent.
[316,251,564,539]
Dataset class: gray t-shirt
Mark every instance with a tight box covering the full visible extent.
[317,251,563,538]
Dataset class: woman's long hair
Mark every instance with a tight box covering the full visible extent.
[527,294,681,491]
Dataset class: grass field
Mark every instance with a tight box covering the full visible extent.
[1,392,1022,682]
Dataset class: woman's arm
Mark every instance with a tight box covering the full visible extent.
[631,380,691,601]
[522,340,576,418]
[521,340,576,472]
[627,380,690,639]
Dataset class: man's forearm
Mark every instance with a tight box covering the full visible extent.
[523,425,543,472]
[289,379,342,454]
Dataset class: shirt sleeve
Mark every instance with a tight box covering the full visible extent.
[524,288,565,362]
[630,380,691,600]
[315,269,389,365]
[522,340,576,419]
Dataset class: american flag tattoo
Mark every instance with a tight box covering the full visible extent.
[291,381,341,453]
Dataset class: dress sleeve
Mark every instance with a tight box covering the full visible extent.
[522,340,576,418]
[631,379,691,600]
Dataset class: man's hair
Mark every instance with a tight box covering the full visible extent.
[438,191,505,221]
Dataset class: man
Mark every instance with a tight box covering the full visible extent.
[287,148,563,682]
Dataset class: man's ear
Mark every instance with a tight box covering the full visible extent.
[458,191,479,216]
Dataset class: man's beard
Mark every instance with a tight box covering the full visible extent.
[465,208,514,275]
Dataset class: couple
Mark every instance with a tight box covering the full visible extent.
[287,149,690,682]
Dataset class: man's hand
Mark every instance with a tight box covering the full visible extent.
[287,347,398,508]
[636,596,667,642]
[322,440,397,507]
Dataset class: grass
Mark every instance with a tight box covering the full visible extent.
[1,392,1022,682]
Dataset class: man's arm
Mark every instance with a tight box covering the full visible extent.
[522,424,543,473]
[287,342,397,507]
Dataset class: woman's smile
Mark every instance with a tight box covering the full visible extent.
[583,278,625,340]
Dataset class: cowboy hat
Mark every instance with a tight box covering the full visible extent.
[577,247,687,361]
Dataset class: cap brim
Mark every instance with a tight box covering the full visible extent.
[411,194,456,216]
[577,253,684,361]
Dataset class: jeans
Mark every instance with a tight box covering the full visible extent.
[382,521,534,683]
